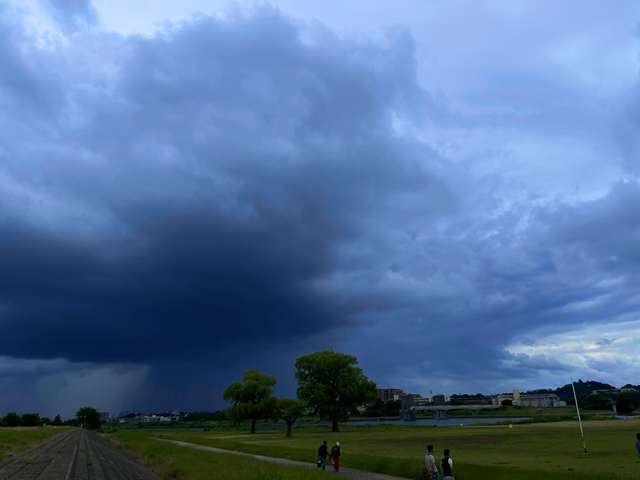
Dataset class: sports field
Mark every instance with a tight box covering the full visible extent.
[111,418,640,479]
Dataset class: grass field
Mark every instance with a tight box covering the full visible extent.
[119,419,640,480]
[0,426,73,461]
[109,431,327,480]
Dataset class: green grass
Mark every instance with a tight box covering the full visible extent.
[136,419,640,479]
[0,426,73,461]
[108,431,328,480]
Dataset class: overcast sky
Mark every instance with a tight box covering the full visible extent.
[1,0,639,418]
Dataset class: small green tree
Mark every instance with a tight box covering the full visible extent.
[295,349,377,432]
[2,412,22,427]
[40,417,52,425]
[275,398,307,437]
[52,414,63,425]
[223,369,277,434]
[501,400,511,407]
[76,407,101,430]
[21,413,40,427]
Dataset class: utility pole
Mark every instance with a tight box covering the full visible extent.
[571,379,587,454]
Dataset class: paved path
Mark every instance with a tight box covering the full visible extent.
[0,429,162,480]
[153,437,407,480]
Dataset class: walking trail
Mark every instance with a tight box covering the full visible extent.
[152,437,408,480]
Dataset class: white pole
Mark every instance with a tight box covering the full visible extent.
[571,379,587,454]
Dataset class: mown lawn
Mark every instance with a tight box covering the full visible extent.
[0,426,73,461]
[129,419,640,479]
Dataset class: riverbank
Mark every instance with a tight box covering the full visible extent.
[109,419,640,480]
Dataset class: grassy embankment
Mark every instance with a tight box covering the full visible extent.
[109,419,640,480]
[0,426,73,461]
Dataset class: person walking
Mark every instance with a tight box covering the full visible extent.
[440,449,454,479]
[330,442,341,472]
[425,445,438,480]
[636,433,640,459]
[318,441,329,472]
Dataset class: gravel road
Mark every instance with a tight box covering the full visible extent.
[0,429,162,480]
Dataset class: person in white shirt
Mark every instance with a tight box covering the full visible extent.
[424,445,438,480]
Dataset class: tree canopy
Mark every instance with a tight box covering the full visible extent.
[2,412,21,427]
[76,407,101,430]
[21,413,40,427]
[275,398,307,437]
[295,349,377,432]
[223,369,277,434]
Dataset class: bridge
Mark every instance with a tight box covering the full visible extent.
[399,397,500,420]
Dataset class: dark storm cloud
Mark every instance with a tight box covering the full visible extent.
[0,5,451,373]
[0,191,370,363]
[1,0,640,411]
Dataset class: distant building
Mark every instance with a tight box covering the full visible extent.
[377,388,405,403]
[513,390,521,406]
[492,394,514,406]
[519,393,560,407]
[492,390,524,406]
[99,412,109,422]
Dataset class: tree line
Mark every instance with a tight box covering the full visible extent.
[1,407,102,429]
[565,391,640,413]
[0,413,63,427]
[223,349,377,435]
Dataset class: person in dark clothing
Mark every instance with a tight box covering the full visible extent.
[441,449,454,479]
[636,433,640,459]
[330,442,341,472]
[318,441,328,472]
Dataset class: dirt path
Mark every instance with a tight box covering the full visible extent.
[0,428,162,480]
[153,437,408,480]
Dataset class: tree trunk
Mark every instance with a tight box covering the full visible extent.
[251,418,256,434]
[286,422,293,437]
[331,418,339,432]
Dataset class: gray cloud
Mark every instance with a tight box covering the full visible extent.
[43,0,98,30]
[1,1,640,415]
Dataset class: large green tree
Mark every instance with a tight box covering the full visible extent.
[2,412,22,427]
[21,413,40,427]
[275,398,307,437]
[295,349,377,432]
[76,407,101,430]
[223,369,277,434]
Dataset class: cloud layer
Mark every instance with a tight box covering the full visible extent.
[0,0,639,416]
